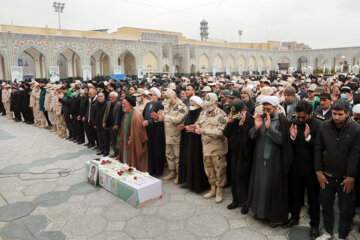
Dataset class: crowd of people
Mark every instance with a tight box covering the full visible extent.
[2,72,360,240]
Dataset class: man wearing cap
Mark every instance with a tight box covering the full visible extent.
[39,81,52,128]
[58,86,75,140]
[223,100,254,214]
[69,86,81,143]
[53,85,66,138]
[134,88,148,115]
[282,86,298,121]
[305,84,319,110]
[155,89,188,184]
[142,87,166,176]
[188,92,228,203]
[248,96,293,227]
[314,92,332,120]
[241,88,255,115]
[115,95,148,171]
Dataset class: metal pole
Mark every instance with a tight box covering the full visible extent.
[58,11,61,30]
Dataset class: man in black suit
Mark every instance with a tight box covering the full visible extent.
[85,88,98,148]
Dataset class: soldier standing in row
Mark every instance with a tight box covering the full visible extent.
[157,89,188,184]
[188,92,228,203]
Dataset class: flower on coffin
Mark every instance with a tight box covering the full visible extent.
[128,168,134,173]
[101,160,111,165]
[117,170,124,176]
[134,176,137,180]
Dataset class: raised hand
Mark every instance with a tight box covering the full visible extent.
[304,124,310,139]
[289,124,298,138]
[254,114,263,131]
[264,113,271,129]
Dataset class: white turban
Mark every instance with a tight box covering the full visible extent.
[150,87,161,98]
[260,96,279,107]
[353,104,360,114]
[190,96,203,107]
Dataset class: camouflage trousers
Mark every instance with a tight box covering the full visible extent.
[165,144,180,172]
[203,155,227,187]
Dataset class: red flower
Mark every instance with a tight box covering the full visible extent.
[101,160,106,165]
[117,171,123,176]
[128,168,133,173]
[134,176,137,180]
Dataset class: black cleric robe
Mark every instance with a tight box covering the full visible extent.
[247,112,293,223]
[142,100,166,176]
[178,108,209,193]
[223,113,254,205]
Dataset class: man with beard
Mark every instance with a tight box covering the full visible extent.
[142,87,166,176]
[69,86,81,143]
[103,91,121,157]
[116,95,148,171]
[223,100,254,214]
[315,100,360,240]
[247,96,293,227]
[241,87,255,115]
[10,86,22,122]
[178,96,209,193]
[281,86,298,121]
[285,101,320,239]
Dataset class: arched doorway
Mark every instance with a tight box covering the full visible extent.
[199,54,210,73]
[143,51,158,74]
[118,51,136,75]
[0,54,5,80]
[163,64,170,72]
[297,56,308,70]
[56,48,81,78]
[17,47,47,78]
[90,49,110,77]
[190,64,196,74]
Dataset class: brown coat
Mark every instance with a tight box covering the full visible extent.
[118,109,148,172]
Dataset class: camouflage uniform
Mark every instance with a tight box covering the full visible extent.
[2,87,12,119]
[163,98,188,173]
[35,88,46,127]
[195,106,228,188]
[54,90,66,137]
[135,99,148,115]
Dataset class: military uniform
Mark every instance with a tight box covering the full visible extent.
[158,90,188,183]
[135,99,148,115]
[54,90,67,138]
[30,86,40,126]
[195,93,228,203]
[2,87,12,119]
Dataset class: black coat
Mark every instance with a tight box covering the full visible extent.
[70,95,81,116]
[143,101,166,176]
[79,94,89,119]
[59,96,72,117]
[315,117,360,178]
[290,117,320,177]
[314,107,332,120]
[22,88,32,112]
[92,100,107,128]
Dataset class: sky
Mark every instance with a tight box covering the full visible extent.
[0,0,359,49]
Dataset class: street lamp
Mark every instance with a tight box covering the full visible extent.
[238,30,243,44]
[53,2,65,31]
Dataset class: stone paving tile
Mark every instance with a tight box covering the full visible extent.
[4,116,360,240]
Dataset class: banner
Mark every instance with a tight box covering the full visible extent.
[114,65,121,75]
[137,65,144,78]
[49,66,60,82]
[11,66,23,82]
[83,66,92,81]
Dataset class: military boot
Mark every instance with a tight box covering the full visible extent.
[203,185,216,199]
[50,125,57,132]
[32,121,38,126]
[35,121,41,127]
[39,122,46,128]
[163,170,176,181]
[173,175,178,185]
[215,187,223,203]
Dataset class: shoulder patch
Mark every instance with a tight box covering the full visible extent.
[220,117,226,123]
[180,102,185,106]
[315,114,325,121]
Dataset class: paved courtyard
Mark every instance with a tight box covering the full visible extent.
[1,116,360,240]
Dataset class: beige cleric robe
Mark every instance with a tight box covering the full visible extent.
[117,109,148,172]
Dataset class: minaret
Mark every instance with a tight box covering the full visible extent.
[200,18,209,41]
